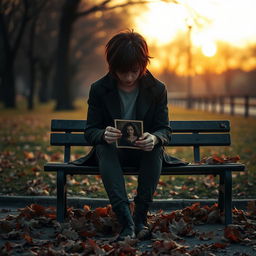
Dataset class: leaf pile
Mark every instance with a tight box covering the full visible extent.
[199,154,241,164]
[1,202,256,255]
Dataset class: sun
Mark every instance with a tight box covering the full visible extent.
[202,42,217,57]
[133,2,187,45]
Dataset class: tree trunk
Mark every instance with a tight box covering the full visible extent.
[28,18,38,110]
[38,64,51,103]
[54,0,80,110]
[224,69,232,95]
[2,57,16,108]
[0,13,16,108]
[28,59,37,110]
[204,70,213,95]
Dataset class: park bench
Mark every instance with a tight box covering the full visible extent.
[44,119,245,224]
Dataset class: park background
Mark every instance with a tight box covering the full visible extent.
[1,0,256,200]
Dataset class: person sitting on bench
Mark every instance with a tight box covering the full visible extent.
[71,30,187,241]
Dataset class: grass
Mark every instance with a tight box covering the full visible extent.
[0,99,255,199]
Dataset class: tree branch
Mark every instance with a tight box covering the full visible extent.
[75,0,178,19]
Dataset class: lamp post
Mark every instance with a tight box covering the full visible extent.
[186,22,192,109]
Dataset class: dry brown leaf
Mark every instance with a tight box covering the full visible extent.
[171,218,195,237]
[62,228,79,240]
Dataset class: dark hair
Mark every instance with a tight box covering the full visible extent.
[121,122,140,138]
[105,30,151,77]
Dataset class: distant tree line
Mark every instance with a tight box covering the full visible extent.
[2,0,254,110]
[1,0,170,110]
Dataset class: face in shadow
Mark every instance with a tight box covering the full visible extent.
[121,122,140,143]
[126,125,135,137]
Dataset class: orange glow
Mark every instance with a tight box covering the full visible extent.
[133,0,256,74]
[134,0,256,47]
[134,2,187,46]
[202,42,217,57]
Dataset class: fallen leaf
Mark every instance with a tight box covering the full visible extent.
[197,231,215,241]
[224,225,242,242]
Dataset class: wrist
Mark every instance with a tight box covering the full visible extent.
[102,130,108,143]
[153,135,159,145]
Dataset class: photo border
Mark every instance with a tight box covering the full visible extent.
[114,119,144,149]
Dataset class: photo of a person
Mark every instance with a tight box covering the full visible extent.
[115,120,143,149]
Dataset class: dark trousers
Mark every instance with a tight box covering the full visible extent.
[95,143,163,210]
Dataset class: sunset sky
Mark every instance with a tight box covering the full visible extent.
[130,0,256,74]
[133,0,256,48]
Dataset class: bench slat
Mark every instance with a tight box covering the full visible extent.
[51,120,86,132]
[51,120,230,132]
[171,120,230,132]
[50,133,230,146]
[44,162,245,175]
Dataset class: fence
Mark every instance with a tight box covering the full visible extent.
[169,95,256,118]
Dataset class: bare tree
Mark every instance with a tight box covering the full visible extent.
[26,0,48,110]
[36,1,60,103]
[0,0,48,108]
[0,0,30,108]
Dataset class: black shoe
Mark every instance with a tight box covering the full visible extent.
[133,201,152,240]
[135,224,151,240]
[117,225,136,241]
[113,203,135,241]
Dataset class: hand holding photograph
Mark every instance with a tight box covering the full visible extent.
[114,119,143,149]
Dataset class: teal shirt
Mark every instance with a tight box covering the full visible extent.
[118,87,139,120]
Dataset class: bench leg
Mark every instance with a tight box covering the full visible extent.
[57,171,67,222]
[224,170,232,225]
[218,174,225,211]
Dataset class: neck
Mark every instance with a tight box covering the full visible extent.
[117,82,138,92]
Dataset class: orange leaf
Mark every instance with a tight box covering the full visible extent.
[188,202,200,211]
[158,180,167,186]
[50,152,62,161]
[23,233,33,244]
[224,226,241,242]
[212,155,224,163]
[31,204,45,216]
[83,205,91,213]
[46,213,56,219]
[212,242,227,249]
[94,207,108,217]
[23,151,35,161]
[87,238,98,249]
[79,231,96,238]
[225,155,240,163]
[102,244,113,252]
[129,201,135,215]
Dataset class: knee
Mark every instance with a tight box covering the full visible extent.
[95,143,118,160]
[142,145,163,158]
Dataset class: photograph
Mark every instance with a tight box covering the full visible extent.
[114,119,143,149]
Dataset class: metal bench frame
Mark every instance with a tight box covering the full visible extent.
[44,120,245,224]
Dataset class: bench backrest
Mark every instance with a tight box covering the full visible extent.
[50,120,230,163]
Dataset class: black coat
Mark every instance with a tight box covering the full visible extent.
[70,71,188,167]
